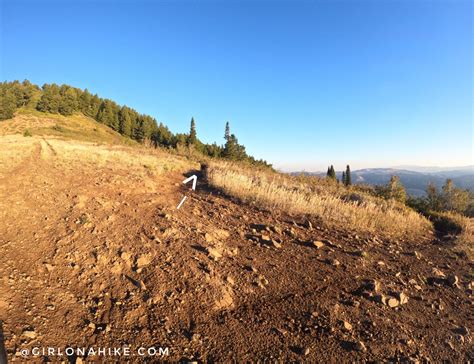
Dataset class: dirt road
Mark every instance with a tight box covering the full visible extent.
[0,137,472,362]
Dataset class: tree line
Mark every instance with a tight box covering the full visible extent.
[0,80,271,167]
[326,164,352,186]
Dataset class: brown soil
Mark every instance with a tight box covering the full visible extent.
[0,137,472,362]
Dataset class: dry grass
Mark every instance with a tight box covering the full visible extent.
[206,161,433,240]
[0,109,135,145]
[0,135,37,176]
[431,211,474,259]
[0,135,197,181]
[456,218,474,260]
[46,138,198,176]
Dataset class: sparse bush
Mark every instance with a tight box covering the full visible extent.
[375,175,407,204]
[409,180,474,218]
[23,129,32,137]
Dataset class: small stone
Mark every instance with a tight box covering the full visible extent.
[397,292,409,305]
[374,294,387,305]
[328,258,340,267]
[271,240,282,249]
[446,275,459,288]
[207,247,222,261]
[432,268,446,278]
[22,330,37,339]
[291,346,310,356]
[257,274,269,287]
[271,226,283,235]
[367,279,381,292]
[342,321,352,331]
[246,265,258,273]
[446,340,455,350]
[260,235,271,243]
[274,327,288,336]
[354,341,367,352]
[311,241,325,249]
[226,276,235,285]
[387,298,400,308]
[136,254,152,268]
[44,263,54,272]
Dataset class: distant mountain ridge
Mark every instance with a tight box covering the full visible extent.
[290,166,474,197]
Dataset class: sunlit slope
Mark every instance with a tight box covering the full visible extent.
[0,109,136,145]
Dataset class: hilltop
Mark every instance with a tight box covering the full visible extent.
[0,80,270,167]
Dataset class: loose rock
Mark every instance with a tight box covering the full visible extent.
[387,298,400,308]
[354,341,367,352]
[310,241,325,249]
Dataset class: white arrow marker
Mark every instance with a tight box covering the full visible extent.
[176,196,187,210]
[183,175,197,190]
[176,175,197,209]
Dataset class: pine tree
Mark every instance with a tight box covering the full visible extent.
[97,100,119,130]
[224,121,230,141]
[327,165,336,180]
[345,165,352,186]
[222,122,247,160]
[37,84,61,113]
[58,87,78,116]
[0,89,17,120]
[387,175,406,203]
[119,106,132,137]
[426,183,441,211]
[188,117,197,145]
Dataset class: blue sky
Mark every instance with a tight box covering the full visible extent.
[1,0,472,171]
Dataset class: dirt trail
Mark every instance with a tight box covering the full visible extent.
[0,138,472,362]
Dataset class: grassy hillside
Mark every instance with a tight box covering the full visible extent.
[206,161,433,241]
[0,81,270,167]
[0,108,137,145]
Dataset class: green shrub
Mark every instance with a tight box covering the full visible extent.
[23,129,32,137]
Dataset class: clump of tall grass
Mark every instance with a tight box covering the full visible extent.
[428,211,473,259]
[206,161,432,240]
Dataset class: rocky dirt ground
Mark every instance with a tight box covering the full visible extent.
[0,136,472,362]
